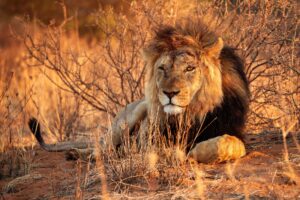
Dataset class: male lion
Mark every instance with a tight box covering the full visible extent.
[29,21,250,163]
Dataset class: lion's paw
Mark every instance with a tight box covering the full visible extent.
[188,134,246,163]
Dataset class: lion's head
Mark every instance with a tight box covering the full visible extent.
[143,22,224,118]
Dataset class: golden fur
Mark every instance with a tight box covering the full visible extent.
[112,21,249,163]
[143,37,224,119]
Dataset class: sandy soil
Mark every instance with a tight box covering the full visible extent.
[1,131,299,200]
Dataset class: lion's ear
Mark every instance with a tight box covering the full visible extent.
[204,37,223,58]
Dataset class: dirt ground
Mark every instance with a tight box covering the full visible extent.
[1,131,299,200]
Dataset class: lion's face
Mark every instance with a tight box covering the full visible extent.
[143,26,225,117]
[154,50,202,115]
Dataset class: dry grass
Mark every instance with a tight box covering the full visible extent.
[0,0,299,199]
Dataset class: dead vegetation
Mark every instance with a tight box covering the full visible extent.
[0,0,299,199]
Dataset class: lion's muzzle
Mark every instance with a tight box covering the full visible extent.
[163,90,180,99]
[158,89,187,115]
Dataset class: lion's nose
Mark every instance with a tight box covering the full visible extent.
[163,90,180,99]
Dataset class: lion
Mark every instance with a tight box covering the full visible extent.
[28,20,250,163]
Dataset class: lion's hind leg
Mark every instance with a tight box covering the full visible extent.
[188,134,246,163]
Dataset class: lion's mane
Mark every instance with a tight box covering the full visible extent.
[142,20,250,151]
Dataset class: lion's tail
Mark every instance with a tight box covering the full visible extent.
[28,117,92,152]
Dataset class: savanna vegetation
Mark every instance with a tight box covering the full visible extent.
[0,0,299,199]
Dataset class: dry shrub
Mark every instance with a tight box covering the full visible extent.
[98,137,190,195]
[6,0,296,191]
[0,0,299,196]
[19,0,299,135]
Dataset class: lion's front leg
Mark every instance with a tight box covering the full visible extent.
[188,134,246,163]
[111,99,147,148]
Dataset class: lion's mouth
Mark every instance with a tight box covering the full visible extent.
[163,104,185,115]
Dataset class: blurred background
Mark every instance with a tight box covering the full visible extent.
[0,0,134,150]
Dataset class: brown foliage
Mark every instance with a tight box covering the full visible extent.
[20,0,299,133]
[0,1,299,198]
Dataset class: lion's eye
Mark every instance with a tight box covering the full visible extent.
[185,65,196,72]
[158,65,165,71]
